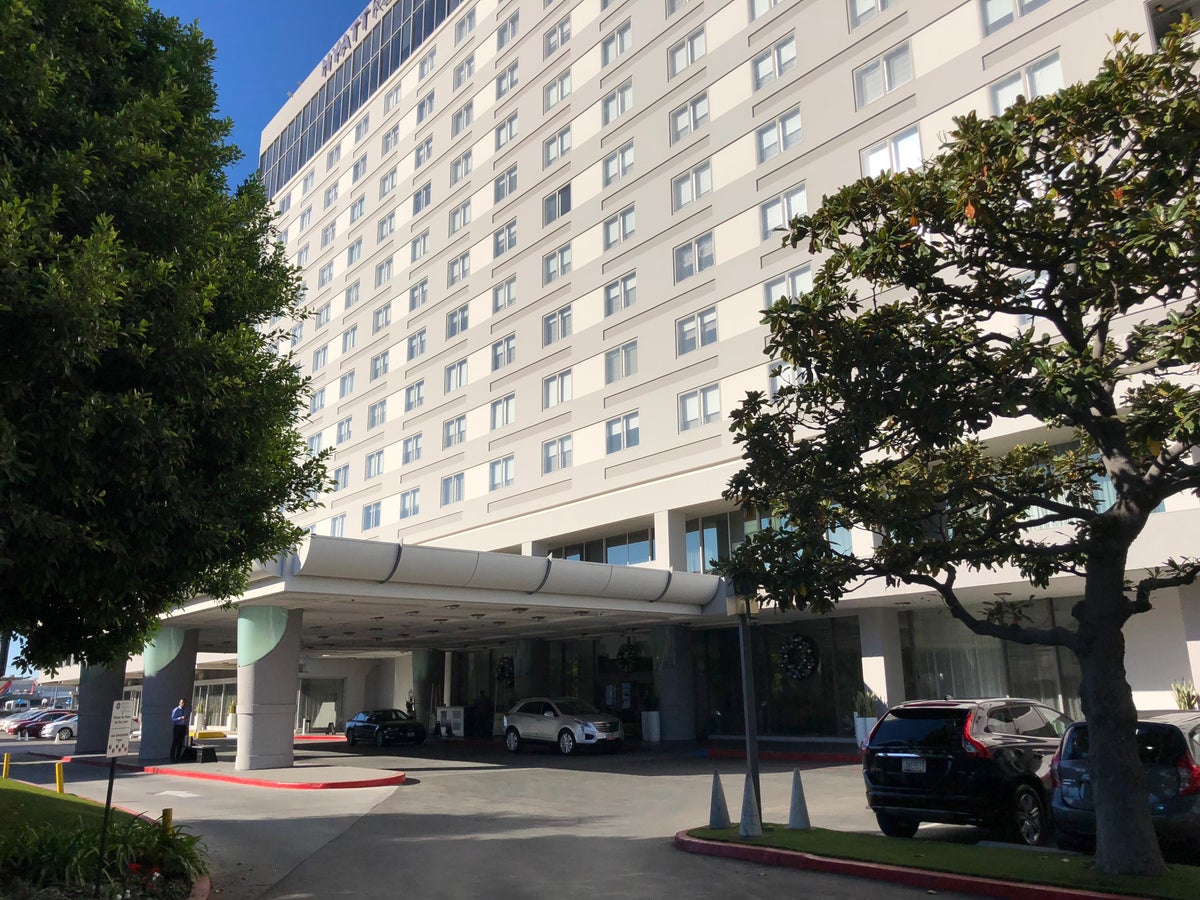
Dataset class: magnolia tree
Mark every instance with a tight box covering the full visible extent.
[0,1,327,671]
[718,27,1200,876]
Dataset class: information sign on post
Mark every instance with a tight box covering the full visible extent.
[106,700,135,759]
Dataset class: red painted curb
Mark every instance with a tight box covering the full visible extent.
[139,765,407,790]
[189,874,211,900]
[673,831,1137,900]
[705,748,860,765]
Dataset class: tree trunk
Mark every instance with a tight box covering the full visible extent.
[1076,551,1167,876]
[0,633,9,675]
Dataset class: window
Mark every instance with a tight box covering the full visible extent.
[341,325,358,353]
[407,329,427,361]
[370,350,390,381]
[545,16,570,57]
[410,278,428,311]
[602,20,631,66]
[670,92,708,142]
[862,125,922,176]
[402,433,423,464]
[452,101,473,137]
[306,433,322,456]
[764,265,813,307]
[327,145,342,170]
[454,54,475,89]
[543,184,572,226]
[415,90,433,125]
[324,183,339,208]
[318,262,334,287]
[321,221,337,247]
[400,488,420,519]
[543,244,571,284]
[605,340,637,383]
[444,358,467,392]
[542,305,571,345]
[414,136,433,168]
[315,302,332,329]
[493,276,517,312]
[495,113,519,150]
[491,335,516,370]
[673,232,715,282]
[490,393,516,428]
[544,70,572,111]
[543,126,571,167]
[362,501,382,530]
[347,238,363,265]
[365,449,384,478]
[603,205,635,249]
[336,416,353,443]
[760,183,807,239]
[668,27,705,77]
[375,256,394,287]
[542,435,572,473]
[672,160,712,210]
[419,47,436,79]
[448,251,470,286]
[542,369,572,408]
[443,414,466,448]
[449,200,471,235]
[756,107,802,162]
[602,82,633,125]
[455,7,476,44]
[312,344,328,370]
[981,0,1049,35]
[413,182,432,215]
[310,387,326,414]
[296,244,310,266]
[854,42,913,108]
[605,411,639,453]
[332,464,349,491]
[990,52,1063,113]
[379,168,397,198]
[349,196,365,223]
[446,304,469,337]
[367,399,387,429]
[451,150,473,185]
[378,212,396,241]
[769,360,804,396]
[494,164,518,203]
[751,0,784,19]
[354,115,370,143]
[344,280,360,310]
[301,170,315,194]
[441,472,465,505]
[299,206,313,230]
[278,225,289,246]
[339,370,356,398]
[489,455,515,491]
[384,84,402,112]
[603,142,634,186]
[496,62,519,99]
[404,380,425,411]
[753,35,796,90]
[279,193,292,215]
[493,220,517,257]
[351,155,368,182]
[497,10,520,49]
[667,0,692,14]
[290,323,302,347]
[676,306,718,354]
[410,230,429,262]
[604,271,637,316]
[372,302,392,333]
[679,384,720,430]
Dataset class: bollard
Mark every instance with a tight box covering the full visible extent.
[738,772,763,838]
[55,762,64,794]
[162,808,174,835]
[787,768,811,830]
[2,752,9,779]
[708,771,731,829]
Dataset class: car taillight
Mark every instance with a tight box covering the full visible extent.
[962,711,992,759]
[1176,753,1200,796]
[1049,747,1062,788]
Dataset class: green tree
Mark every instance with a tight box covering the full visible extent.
[0,1,326,671]
[719,26,1200,877]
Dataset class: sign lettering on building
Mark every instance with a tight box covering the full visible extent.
[322,0,397,77]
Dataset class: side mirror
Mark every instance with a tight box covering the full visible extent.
[543,710,556,718]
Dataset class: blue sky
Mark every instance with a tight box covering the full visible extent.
[154,1,367,188]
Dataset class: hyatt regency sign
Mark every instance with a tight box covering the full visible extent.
[321,0,398,77]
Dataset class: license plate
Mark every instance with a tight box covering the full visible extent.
[901,757,927,774]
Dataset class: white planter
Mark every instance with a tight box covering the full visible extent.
[193,713,207,732]
[853,714,878,746]
[641,710,662,743]
[225,713,237,732]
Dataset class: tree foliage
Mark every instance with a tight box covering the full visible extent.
[719,25,1200,876]
[0,0,326,670]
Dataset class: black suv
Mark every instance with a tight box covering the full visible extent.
[862,699,1073,845]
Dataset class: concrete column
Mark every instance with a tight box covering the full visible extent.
[75,662,127,755]
[138,627,199,762]
[1180,583,1200,691]
[412,649,445,726]
[522,540,549,556]
[235,606,302,771]
[514,638,549,698]
[653,509,688,571]
[651,624,697,741]
[858,608,906,709]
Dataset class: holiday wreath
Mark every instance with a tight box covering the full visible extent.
[616,641,640,674]
[496,656,515,688]
[779,634,819,681]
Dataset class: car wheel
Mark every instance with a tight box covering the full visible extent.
[346,729,356,746]
[412,730,426,746]
[558,730,577,756]
[505,727,522,753]
[875,812,919,838]
[1010,784,1050,846]
[58,727,73,741]
[374,729,386,748]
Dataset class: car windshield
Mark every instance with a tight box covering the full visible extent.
[375,710,411,722]
[554,699,600,716]
[871,709,968,750]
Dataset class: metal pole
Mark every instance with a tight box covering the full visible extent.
[737,605,762,820]
[94,757,117,897]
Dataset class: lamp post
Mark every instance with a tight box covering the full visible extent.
[733,581,762,821]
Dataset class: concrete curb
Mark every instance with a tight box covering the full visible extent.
[139,764,407,790]
[672,831,1137,900]
[189,874,212,900]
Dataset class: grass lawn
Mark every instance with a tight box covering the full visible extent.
[688,825,1200,900]
[0,777,138,836]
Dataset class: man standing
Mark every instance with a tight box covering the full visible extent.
[170,697,189,762]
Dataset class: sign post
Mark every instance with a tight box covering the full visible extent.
[94,700,134,897]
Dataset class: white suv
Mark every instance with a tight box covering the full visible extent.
[503,697,623,756]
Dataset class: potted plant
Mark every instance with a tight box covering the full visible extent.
[852,689,882,745]
[226,699,237,732]
[640,692,661,743]
[1172,679,1199,710]
[193,701,206,732]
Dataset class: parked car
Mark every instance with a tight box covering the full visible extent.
[503,697,623,756]
[39,715,79,741]
[5,710,70,736]
[862,698,1073,845]
[345,709,427,748]
[1051,712,1200,852]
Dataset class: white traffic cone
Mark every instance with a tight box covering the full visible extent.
[787,768,811,830]
[708,771,731,829]
[738,773,763,838]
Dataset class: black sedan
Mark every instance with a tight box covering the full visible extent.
[345,709,427,748]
